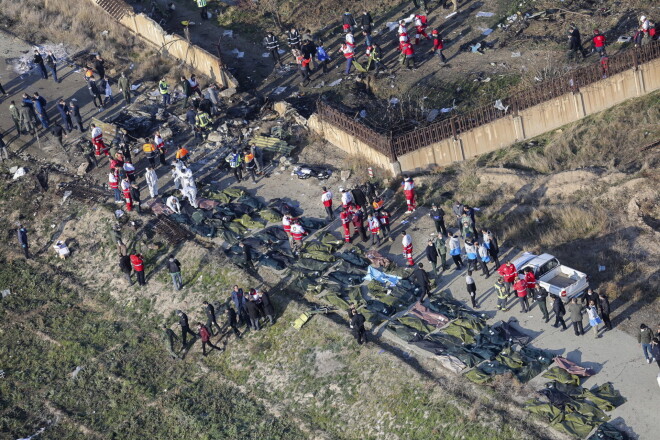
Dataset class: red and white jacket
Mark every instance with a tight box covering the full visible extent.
[91,126,103,145]
[514,279,528,297]
[498,263,517,283]
[524,272,537,289]
[340,210,351,227]
[290,223,306,241]
[154,134,165,150]
[400,41,414,56]
[108,173,119,189]
[402,234,413,254]
[321,190,333,207]
[378,211,390,226]
[341,43,354,58]
[341,190,353,207]
[123,161,136,177]
[121,179,132,196]
[282,215,292,234]
[368,217,380,233]
[403,179,415,199]
[130,254,144,271]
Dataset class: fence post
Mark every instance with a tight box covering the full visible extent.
[450,117,457,140]
[632,48,639,71]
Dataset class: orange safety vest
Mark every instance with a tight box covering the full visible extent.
[176,148,189,159]
[143,143,156,153]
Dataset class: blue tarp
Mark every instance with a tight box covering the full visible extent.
[364,265,402,286]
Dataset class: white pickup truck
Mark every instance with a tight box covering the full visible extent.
[511,252,589,299]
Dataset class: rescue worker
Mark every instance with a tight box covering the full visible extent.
[367,214,381,246]
[592,29,607,56]
[340,187,354,208]
[243,149,257,183]
[130,183,141,213]
[159,78,171,106]
[176,310,197,348]
[429,203,447,235]
[195,0,208,20]
[161,325,180,359]
[432,29,447,64]
[348,304,367,344]
[290,220,307,254]
[181,184,198,209]
[287,27,302,51]
[378,209,392,239]
[448,234,464,269]
[401,230,414,266]
[89,124,107,156]
[175,145,189,164]
[153,131,167,166]
[130,252,146,286]
[497,260,517,295]
[340,208,352,243]
[143,140,157,168]
[118,72,131,104]
[109,172,121,202]
[167,194,181,214]
[371,196,384,213]
[350,205,368,242]
[433,233,448,270]
[464,239,478,273]
[494,277,508,311]
[195,110,211,138]
[121,177,133,211]
[341,41,355,75]
[403,176,416,213]
[265,31,282,66]
[321,187,334,220]
[202,301,222,336]
[481,228,500,267]
[145,166,159,198]
[524,267,537,296]
[534,286,550,323]
[413,14,429,45]
[226,149,243,182]
[514,276,529,313]
[282,214,294,246]
[400,39,415,70]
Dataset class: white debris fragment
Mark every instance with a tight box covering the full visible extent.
[272,86,287,95]
[511,51,521,57]
[262,52,270,57]
[328,78,343,87]
[12,167,26,180]
[476,12,495,17]
[494,100,509,112]
[223,30,233,37]
[389,98,399,105]
[482,28,494,36]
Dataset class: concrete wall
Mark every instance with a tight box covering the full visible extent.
[318,57,660,175]
[91,1,237,88]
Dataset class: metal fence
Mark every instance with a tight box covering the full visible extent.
[318,41,660,159]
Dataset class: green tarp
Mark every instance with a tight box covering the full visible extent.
[323,294,351,310]
[442,322,477,344]
[552,411,596,439]
[542,367,581,386]
[587,423,626,440]
[258,208,282,223]
[464,368,492,384]
[397,316,436,335]
[233,214,265,229]
[302,250,337,262]
[524,399,563,423]
[318,231,343,250]
[583,383,626,412]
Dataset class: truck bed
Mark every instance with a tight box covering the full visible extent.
[545,273,577,288]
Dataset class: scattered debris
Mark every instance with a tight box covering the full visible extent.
[511,51,522,57]
[426,109,439,122]
[12,167,26,180]
[598,265,606,272]
[445,12,458,19]
[9,43,69,74]
[70,366,83,379]
[494,100,509,112]
[262,52,270,57]
[481,28,494,36]
[359,110,367,118]
[223,30,233,37]
[1,289,10,298]
[389,98,400,105]
[476,12,495,18]
[291,165,332,180]
[273,86,287,95]
[328,78,343,87]
[252,135,295,156]
[617,36,632,43]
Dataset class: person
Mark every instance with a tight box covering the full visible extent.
[56,99,72,132]
[19,103,36,135]
[226,149,243,182]
[598,292,612,330]
[402,177,416,213]
[524,267,537,296]
[166,194,181,214]
[49,124,67,149]
[534,286,550,323]
[265,32,282,66]
[350,205,368,242]
[250,144,264,174]
[176,310,197,349]
[0,134,8,162]
[340,208,352,243]
[401,39,416,70]
[448,234,463,269]
[9,101,21,134]
[592,29,606,56]
[33,49,48,79]
[243,295,261,331]
[321,187,334,220]
[121,177,133,211]
[231,285,248,326]
[205,84,220,116]
[130,253,146,286]
[180,75,193,108]
[258,290,275,325]
[225,307,242,339]
[464,239,478,273]
[432,30,447,64]
[433,233,448,270]
[340,188,354,208]
[118,72,131,104]
[497,261,517,295]
[119,252,132,285]
[69,101,84,131]
[202,301,222,336]
[238,241,256,273]
[494,277,508,311]
[86,77,104,111]
[414,262,431,301]
[567,24,586,61]
[17,224,29,258]
[367,214,381,246]
[342,9,356,33]
[465,270,478,308]
[638,323,655,363]
[188,74,202,97]
[413,14,429,45]
[568,298,584,336]
[634,16,651,46]
[94,54,106,79]
[181,184,198,209]
[401,230,414,266]
[477,242,491,277]
[145,166,159,198]
[348,304,367,344]
[514,276,529,313]
[316,40,331,74]
[413,0,429,13]
[481,228,500,267]
[167,254,182,290]
[103,79,114,107]
[161,325,180,359]
[582,288,600,309]
[142,141,157,168]
[428,203,446,235]
[242,149,257,183]
[360,10,373,34]
[32,95,49,130]
[159,78,171,106]
[195,0,208,20]
[452,200,464,231]
[552,296,568,330]
[290,220,307,254]
[426,239,440,278]
[175,145,189,164]
[44,50,58,82]
[378,209,392,240]
[650,338,660,369]
[341,42,354,76]
[287,27,302,51]
[586,300,602,338]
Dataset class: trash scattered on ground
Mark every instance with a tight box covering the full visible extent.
[598,265,606,272]
[389,98,400,105]
[328,78,343,87]
[61,190,73,203]
[15,427,45,440]
[114,209,124,218]
[12,167,26,180]
[494,100,509,112]
[130,83,142,91]
[273,86,287,95]
[359,110,367,118]
[507,14,518,22]
[1,289,10,298]
[470,43,482,53]
[481,28,494,36]
[445,12,458,19]
[511,52,522,57]
[223,30,233,37]
[262,52,270,57]
[426,109,439,122]
[617,36,632,43]
[476,12,495,17]
[230,48,245,58]
[70,365,83,379]
[9,43,68,74]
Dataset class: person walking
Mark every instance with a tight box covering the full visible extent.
[426,239,440,278]
[226,149,243,183]
[598,292,612,330]
[497,261,517,295]
[433,233,448,271]
[159,78,171,106]
[552,296,568,330]
[568,298,584,336]
[17,224,29,258]
[225,307,242,339]
[86,77,104,111]
[341,41,355,76]
[56,99,72,132]
[118,72,131,104]
[429,203,447,235]
[176,310,197,349]
[167,254,182,290]
[592,29,607,56]
[514,276,529,313]
[414,262,431,301]
[9,101,21,135]
[244,295,261,331]
[432,30,448,64]
[145,166,159,198]
[494,277,508,311]
[287,27,302,51]
[367,214,381,246]
[638,323,655,363]
[533,286,550,323]
[44,50,58,82]
[265,32,282,66]
[348,304,367,344]
[360,10,373,34]
[402,177,416,213]
[321,187,334,220]
[33,49,48,79]
[401,230,414,266]
[69,101,84,131]
[202,301,222,336]
[161,325,180,359]
[465,271,478,308]
[650,339,660,369]
[448,234,463,270]
[586,300,603,338]
[481,228,500,268]
[197,322,222,356]
[130,253,146,286]
[119,252,132,285]
[567,24,587,61]
[258,290,275,326]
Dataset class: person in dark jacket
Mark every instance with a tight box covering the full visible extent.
[161,324,180,359]
[598,292,612,330]
[582,288,600,308]
[638,323,655,363]
[49,124,67,149]
[243,294,261,331]
[119,253,132,284]
[86,77,104,110]
[414,262,431,301]
[287,27,302,50]
[130,183,141,213]
[265,32,282,66]
[56,99,72,132]
[341,9,357,33]
[348,304,367,344]
[167,254,182,290]
[259,290,275,325]
[360,11,373,34]
[44,50,58,82]
[465,271,478,308]
[17,224,29,258]
[176,310,197,348]
[33,50,48,79]
[231,285,248,326]
[650,338,660,369]
[180,76,193,108]
[202,300,222,335]
[429,203,447,235]
[552,296,568,330]
[568,298,584,336]
[197,323,222,356]
[567,25,587,61]
[94,54,106,79]
[425,239,440,278]
[69,101,84,131]
[225,307,242,339]
[534,286,550,323]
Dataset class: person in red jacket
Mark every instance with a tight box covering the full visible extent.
[197,322,222,356]
[130,253,146,286]
[290,220,307,253]
[432,29,447,64]
[378,209,391,239]
[402,176,416,213]
[367,214,381,245]
[402,230,414,266]
[340,208,352,243]
[514,277,529,313]
[524,267,537,296]
[121,177,133,212]
[497,261,517,295]
[321,186,334,220]
[592,29,607,56]
[400,40,416,70]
